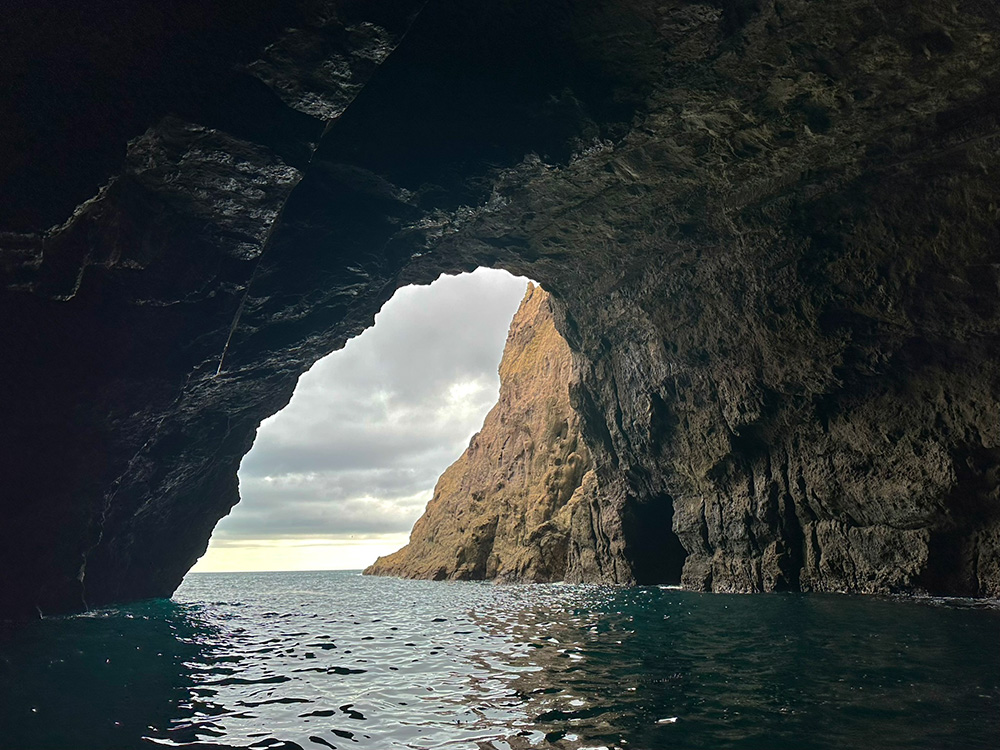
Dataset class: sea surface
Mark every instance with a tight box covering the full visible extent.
[1,571,999,750]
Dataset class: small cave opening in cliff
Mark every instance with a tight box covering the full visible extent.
[190,268,537,575]
[623,495,688,585]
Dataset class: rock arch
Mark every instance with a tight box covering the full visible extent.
[3,0,1000,616]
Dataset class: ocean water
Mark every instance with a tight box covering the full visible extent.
[1,571,998,750]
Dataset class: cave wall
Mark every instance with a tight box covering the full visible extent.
[426,0,1000,595]
[2,0,1000,616]
[0,0,429,616]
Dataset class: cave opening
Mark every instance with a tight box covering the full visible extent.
[623,494,688,585]
[190,267,536,575]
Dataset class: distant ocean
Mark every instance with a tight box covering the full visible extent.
[1,570,998,749]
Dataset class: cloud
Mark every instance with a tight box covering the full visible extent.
[208,267,530,552]
[213,485,432,538]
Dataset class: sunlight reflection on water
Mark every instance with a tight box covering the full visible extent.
[1,571,998,750]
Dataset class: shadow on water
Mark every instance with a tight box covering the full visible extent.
[473,588,1000,750]
[0,598,215,750]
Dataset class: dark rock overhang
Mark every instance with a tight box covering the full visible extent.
[2,0,1000,617]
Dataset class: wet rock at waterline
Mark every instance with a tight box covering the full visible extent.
[3,0,1000,616]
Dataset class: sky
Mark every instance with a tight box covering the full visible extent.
[191,267,531,572]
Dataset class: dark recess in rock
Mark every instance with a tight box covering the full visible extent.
[623,494,688,585]
[2,0,1000,617]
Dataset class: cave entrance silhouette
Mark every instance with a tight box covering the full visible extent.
[191,268,536,575]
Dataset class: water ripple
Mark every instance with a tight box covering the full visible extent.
[1,572,999,749]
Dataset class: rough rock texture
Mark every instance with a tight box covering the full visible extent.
[3,0,1000,616]
[1,0,428,617]
[367,284,643,582]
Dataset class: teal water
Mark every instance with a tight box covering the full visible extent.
[1,571,998,749]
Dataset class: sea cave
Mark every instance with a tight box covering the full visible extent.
[2,1,1000,745]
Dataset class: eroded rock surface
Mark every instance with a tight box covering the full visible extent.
[367,284,630,582]
[3,0,1000,616]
